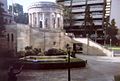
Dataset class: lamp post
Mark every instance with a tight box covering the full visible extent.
[103,30,106,46]
[86,34,89,55]
[66,44,71,81]
[110,38,112,47]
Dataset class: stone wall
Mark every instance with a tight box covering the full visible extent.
[30,28,72,51]
[14,24,72,52]
[16,24,30,51]
[0,24,17,57]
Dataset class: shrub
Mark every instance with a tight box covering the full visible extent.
[17,51,25,58]
[45,48,67,56]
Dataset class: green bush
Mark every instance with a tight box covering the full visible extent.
[45,48,67,56]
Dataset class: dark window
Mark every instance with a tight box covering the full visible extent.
[40,21,42,28]
[11,34,14,42]
[7,34,9,42]
[58,18,60,28]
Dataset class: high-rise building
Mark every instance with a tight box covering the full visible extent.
[9,3,23,16]
[9,3,28,24]
[0,0,12,24]
[57,0,110,44]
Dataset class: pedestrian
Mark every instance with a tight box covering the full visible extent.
[8,65,23,81]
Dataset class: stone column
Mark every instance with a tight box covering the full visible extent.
[28,13,31,25]
[50,13,53,29]
[37,12,39,27]
[60,13,63,29]
[42,13,45,28]
[29,14,32,26]
[55,13,57,29]
[32,13,34,27]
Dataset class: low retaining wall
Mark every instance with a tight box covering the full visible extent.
[15,61,87,69]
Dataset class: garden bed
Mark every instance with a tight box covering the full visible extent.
[15,55,87,69]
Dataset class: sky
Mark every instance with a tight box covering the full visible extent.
[7,0,56,12]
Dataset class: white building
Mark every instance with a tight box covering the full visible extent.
[25,2,71,51]
[110,0,120,28]
[28,2,63,29]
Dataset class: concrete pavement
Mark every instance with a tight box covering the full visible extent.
[17,54,120,81]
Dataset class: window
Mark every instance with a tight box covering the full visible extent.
[39,21,42,28]
[11,33,14,42]
[52,18,55,28]
[7,34,9,42]
[45,19,48,28]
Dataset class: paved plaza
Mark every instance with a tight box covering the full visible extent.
[15,54,120,81]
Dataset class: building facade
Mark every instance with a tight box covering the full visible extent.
[0,0,12,24]
[28,2,63,29]
[25,2,72,51]
[57,0,110,44]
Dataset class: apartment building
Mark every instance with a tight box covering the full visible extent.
[57,0,111,44]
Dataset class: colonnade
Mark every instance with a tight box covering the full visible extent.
[28,12,63,29]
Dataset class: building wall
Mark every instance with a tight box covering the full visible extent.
[0,0,8,12]
[5,24,17,56]
[15,24,72,52]
[110,0,120,28]
[16,24,30,51]
[30,28,72,51]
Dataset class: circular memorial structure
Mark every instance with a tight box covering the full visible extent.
[28,1,63,29]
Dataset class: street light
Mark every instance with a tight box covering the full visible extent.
[66,44,71,81]
[110,38,112,47]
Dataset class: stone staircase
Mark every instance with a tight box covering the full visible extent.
[73,38,113,57]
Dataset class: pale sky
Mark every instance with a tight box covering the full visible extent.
[7,0,56,12]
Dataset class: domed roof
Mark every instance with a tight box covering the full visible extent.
[28,1,59,9]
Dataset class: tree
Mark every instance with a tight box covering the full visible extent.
[106,19,118,46]
[82,5,94,37]
[0,2,6,37]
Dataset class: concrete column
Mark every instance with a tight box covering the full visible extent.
[28,13,30,25]
[32,13,34,27]
[50,13,53,29]
[37,12,39,27]
[60,14,63,29]
[42,13,45,28]
[55,13,57,29]
[29,14,32,26]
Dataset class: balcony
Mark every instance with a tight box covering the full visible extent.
[90,8,103,11]
[72,8,85,13]
[73,15,84,19]
[72,7,103,13]
[73,21,83,26]
[92,15,103,18]
[64,1,86,6]
[93,21,102,25]
[88,0,104,4]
